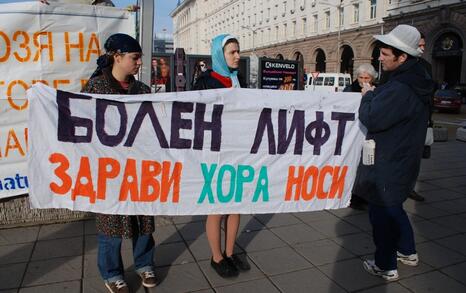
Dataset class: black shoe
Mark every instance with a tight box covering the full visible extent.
[224,252,251,271]
[210,257,239,278]
[409,191,425,202]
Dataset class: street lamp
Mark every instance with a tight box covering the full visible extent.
[241,25,259,54]
[317,0,343,72]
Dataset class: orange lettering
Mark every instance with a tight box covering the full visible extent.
[139,160,162,202]
[86,33,101,62]
[301,166,318,200]
[13,31,31,62]
[329,166,348,199]
[160,161,182,203]
[285,165,304,201]
[49,153,72,194]
[33,31,54,62]
[65,32,84,62]
[5,129,25,157]
[71,156,96,203]
[97,157,120,200]
[53,79,70,89]
[119,159,139,202]
[0,31,11,62]
[317,165,333,199]
[7,80,29,110]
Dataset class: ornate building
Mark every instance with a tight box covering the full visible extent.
[172,0,465,83]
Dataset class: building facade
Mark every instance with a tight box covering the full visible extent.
[172,0,465,83]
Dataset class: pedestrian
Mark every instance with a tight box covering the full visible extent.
[82,33,156,293]
[193,34,250,278]
[344,63,378,210]
[353,25,434,281]
[408,32,435,201]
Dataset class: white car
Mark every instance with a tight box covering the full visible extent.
[305,73,352,92]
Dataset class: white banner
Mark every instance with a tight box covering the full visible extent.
[0,2,135,199]
[28,83,365,215]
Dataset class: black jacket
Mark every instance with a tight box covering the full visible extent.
[193,69,245,90]
[353,58,434,206]
[343,81,362,93]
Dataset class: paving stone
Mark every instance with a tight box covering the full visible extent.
[31,236,83,261]
[319,258,386,292]
[84,235,98,255]
[328,207,366,218]
[238,215,266,232]
[435,234,466,256]
[431,214,466,233]
[0,262,27,289]
[19,280,80,293]
[84,219,97,235]
[413,181,442,192]
[22,256,82,287]
[270,223,326,245]
[429,200,466,214]
[441,261,466,285]
[254,213,301,228]
[403,204,450,219]
[37,222,83,240]
[175,221,206,241]
[82,275,145,293]
[198,257,265,287]
[293,211,340,223]
[0,227,39,245]
[411,220,458,240]
[416,188,465,202]
[248,246,312,276]
[154,241,195,267]
[295,239,354,266]
[400,271,466,293]
[429,176,466,189]
[83,254,99,278]
[332,233,375,256]
[236,229,288,252]
[357,282,413,293]
[154,225,183,244]
[416,242,466,268]
[271,267,345,293]
[342,213,372,232]
[396,260,434,278]
[171,215,206,225]
[215,278,279,293]
[186,235,243,262]
[306,217,361,237]
[0,242,34,265]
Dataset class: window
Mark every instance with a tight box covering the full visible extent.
[315,77,324,85]
[325,11,330,29]
[292,20,296,36]
[302,18,307,35]
[313,14,318,32]
[324,77,335,86]
[353,4,359,23]
[370,0,377,19]
[339,7,344,26]
[339,77,345,87]
[275,25,279,40]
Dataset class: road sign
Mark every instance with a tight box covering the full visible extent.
[311,71,320,79]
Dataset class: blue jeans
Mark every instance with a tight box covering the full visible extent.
[97,233,155,282]
[368,204,416,270]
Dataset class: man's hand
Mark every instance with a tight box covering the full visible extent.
[361,83,375,96]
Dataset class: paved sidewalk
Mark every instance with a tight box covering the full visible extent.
[1,141,466,293]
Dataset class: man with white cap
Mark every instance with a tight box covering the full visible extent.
[352,24,434,281]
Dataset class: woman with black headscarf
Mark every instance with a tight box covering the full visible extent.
[82,33,156,293]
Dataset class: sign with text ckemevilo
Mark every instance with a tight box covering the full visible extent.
[28,84,365,215]
[0,2,135,199]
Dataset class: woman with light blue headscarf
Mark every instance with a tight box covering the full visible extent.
[193,34,244,90]
[194,34,250,279]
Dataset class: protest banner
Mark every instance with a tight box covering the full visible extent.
[0,2,135,199]
[28,83,365,215]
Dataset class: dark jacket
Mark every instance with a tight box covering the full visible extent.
[353,58,434,206]
[193,69,245,90]
[81,68,154,238]
[343,81,362,93]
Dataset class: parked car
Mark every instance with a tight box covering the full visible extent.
[453,83,466,104]
[304,73,352,92]
[433,89,462,113]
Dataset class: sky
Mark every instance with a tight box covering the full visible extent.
[0,0,178,35]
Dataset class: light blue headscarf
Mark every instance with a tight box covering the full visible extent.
[211,34,241,88]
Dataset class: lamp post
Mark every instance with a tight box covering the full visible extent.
[318,0,343,72]
[241,25,259,54]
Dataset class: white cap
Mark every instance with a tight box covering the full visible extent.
[374,25,421,57]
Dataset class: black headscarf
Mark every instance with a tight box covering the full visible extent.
[90,33,142,79]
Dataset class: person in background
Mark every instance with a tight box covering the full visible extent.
[408,32,434,202]
[344,63,378,210]
[353,24,434,281]
[191,59,208,89]
[82,34,156,293]
[193,34,250,279]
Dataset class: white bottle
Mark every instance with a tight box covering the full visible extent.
[362,140,376,166]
